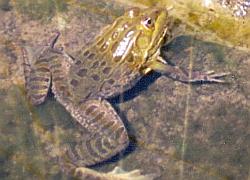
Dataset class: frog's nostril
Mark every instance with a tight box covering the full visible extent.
[154,8,164,14]
[155,10,160,14]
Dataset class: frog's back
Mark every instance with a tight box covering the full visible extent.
[68,46,142,103]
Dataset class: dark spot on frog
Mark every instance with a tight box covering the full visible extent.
[77,68,87,77]
[107,79,114,84]
[100,61,106,66]
[92,74,100,81]
[63,90,71,97]
[83,50,90,57]
[91,61,99,69]
[102,67,111,75]
[37,58,50,63]
[53,69,61,74]
[101,121,114,133]
[88,53,95,59]
[123,69,133,76]
[85,105,98,115]
[53,76,64,82]
[92,112,105,123]
[127,56,134,62]
[75,60,81,65]
[59,86,66,91]
[32,94,45,100]
[70,79,79,87]
[36,67,50,73]
[50,63,62,69]
[30,76,50,82]
[30,85,48,90]
[113,56,121,62]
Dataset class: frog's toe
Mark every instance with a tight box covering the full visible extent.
[44,32,64,55]
[74,166,159,180]
[205,71,231,83]
[46,31,60,48]
[207,72,231,78]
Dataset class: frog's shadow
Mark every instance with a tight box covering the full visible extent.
[108,71,161,104]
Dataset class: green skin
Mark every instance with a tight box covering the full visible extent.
[22,7,228,176]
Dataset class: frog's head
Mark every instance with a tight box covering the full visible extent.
[95,7,170,65]
[130,7,170,61]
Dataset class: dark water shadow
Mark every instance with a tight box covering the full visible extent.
[108,71,161,104]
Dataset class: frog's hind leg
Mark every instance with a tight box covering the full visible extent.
[63,99,129,167]
[22,46,52,105]
[22,33,62,105]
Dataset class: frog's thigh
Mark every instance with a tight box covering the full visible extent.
[22,47,51,105]
[66,99,129,166]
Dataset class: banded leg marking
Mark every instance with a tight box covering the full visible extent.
[65,99,129,166]
[22,47,51,105]
[22,32,65,105]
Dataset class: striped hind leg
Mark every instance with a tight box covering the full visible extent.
[62,99,129,167]
[22,33,62,105]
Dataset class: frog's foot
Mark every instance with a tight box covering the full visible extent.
[45,32,76,63]
[182,70,231,83]
[74,166,158,180]
[38,32,64,59]
[21,32,67,105]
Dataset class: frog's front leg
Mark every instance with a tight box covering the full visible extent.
[145,57,229,83]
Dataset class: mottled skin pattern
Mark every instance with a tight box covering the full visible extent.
[22,7,228,177]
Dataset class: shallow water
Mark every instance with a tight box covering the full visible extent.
[0,0,250,179]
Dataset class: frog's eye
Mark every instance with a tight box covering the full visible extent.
[142,17,154,29]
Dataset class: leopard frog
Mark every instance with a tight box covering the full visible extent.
[22,7,228,178]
